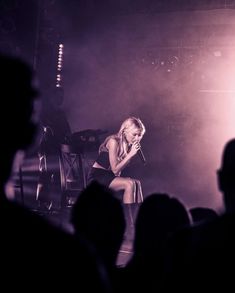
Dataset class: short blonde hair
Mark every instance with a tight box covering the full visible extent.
[118,117,146,137]
[99,117,145,160]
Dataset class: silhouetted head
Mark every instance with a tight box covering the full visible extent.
[0,55,39,150]
[217,139,235,213]
[0,55,39,189]
[134,193,191,258]
[71,181,125,268]
[190,207,218,224]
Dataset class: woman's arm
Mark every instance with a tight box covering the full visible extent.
[107,137,139,175]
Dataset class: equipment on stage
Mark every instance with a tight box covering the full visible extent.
[36,128,107,210]
[70,129,107,153]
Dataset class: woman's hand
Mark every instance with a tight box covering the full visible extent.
[107,137,140,175]
[128,141,141,158]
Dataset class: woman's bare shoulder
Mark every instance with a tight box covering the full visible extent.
[106,135,119,148]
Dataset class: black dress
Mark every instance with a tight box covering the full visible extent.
[87,152,116,187]
[88,148,144,203]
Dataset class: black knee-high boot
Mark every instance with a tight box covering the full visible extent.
[123,203,139,242]
[132,202,141,224]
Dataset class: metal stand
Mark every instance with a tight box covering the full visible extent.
[59,144,87,209]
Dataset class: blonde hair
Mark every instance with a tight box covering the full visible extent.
[99,117,146,160]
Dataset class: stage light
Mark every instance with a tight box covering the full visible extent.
[56,43,64,87]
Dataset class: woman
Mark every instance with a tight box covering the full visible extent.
[88,117,146,233]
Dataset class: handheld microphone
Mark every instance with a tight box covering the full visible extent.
[138,147,146,165]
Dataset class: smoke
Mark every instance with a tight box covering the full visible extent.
[53,6,235,212]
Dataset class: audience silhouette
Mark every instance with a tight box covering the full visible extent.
[71,181,126,292]
[189,206,218,224]
[0,54,110,292]
[164,138,235,292]
[217,138,235,213]
[122,193,191,293]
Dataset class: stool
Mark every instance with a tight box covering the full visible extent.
[59,144,87,208]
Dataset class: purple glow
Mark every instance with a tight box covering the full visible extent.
[14,3,235,213]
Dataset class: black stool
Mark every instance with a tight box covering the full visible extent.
[59,144,87,208]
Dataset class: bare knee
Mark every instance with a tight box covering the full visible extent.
[124,178,135,192]
[109,177,136,203]
[123,178,136,203]
[135,179,141,186]
[109,177,134,191]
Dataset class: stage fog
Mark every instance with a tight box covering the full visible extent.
[6,2,235,213]
[54,6,235,212]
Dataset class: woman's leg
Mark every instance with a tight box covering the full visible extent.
[109,177,137,241]
[135,179,144,203]
[129,180,142,229]
[109,176,136,203]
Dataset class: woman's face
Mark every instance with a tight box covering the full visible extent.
[125,125,143,144]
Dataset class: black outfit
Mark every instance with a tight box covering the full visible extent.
[88,152,116,187]
[88,145,144,203]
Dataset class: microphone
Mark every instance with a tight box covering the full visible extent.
[138,147,146,165]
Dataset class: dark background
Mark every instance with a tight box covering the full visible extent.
[2,0,235,213]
